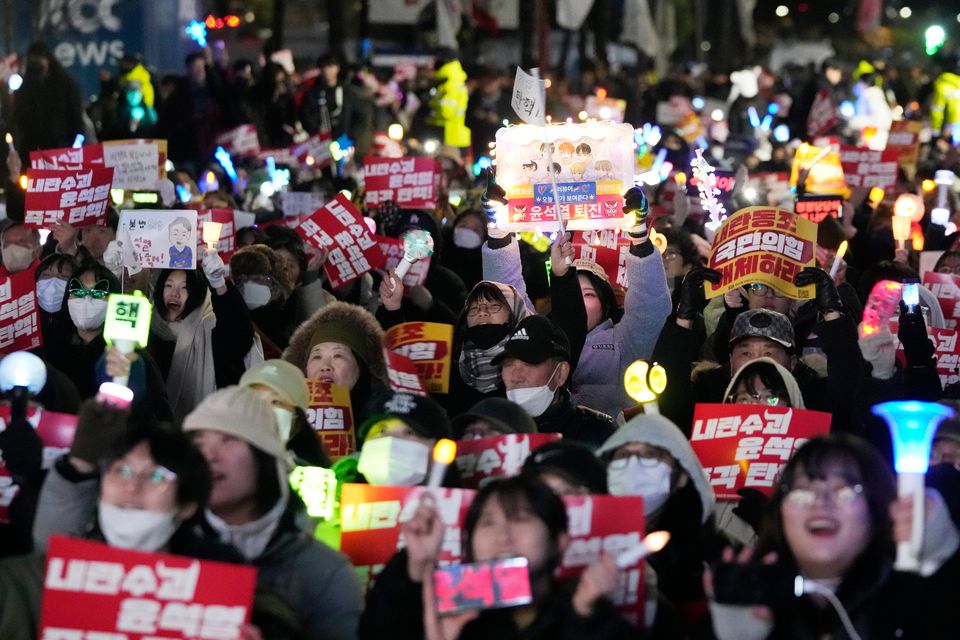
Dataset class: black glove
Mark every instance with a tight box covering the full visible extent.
[677,267,723,321]
[481,171,508,224]
[898,303,936,367]
[795,266,844,315]
[0,416,43,483]
[623,186,650,243]
[68,398,129,467]
[732,487,769,533]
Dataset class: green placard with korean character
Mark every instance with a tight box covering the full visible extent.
[103,291,152,347]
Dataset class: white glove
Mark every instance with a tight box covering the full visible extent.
[858,325,897,380]
[202,249,226,289]
[486,222,510,240]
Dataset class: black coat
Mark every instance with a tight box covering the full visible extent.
[535,389,617,451]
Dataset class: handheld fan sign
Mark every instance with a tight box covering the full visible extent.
[691,148,726,232]
[103,291,152,387]
[391,229,434,291]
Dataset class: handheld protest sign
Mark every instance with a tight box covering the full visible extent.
[103,291,152,387]
[433,558,532,616]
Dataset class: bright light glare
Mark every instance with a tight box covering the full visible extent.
[775,5,789,18]
[899,7,912,19]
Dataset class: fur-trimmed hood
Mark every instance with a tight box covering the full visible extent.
[282,301,387,382]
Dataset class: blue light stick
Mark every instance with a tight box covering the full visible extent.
[747,106,760,129]
[214,146,237,182]
[185,20,208,47]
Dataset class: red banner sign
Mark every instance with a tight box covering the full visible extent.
[305,380,356,460]
[30,144,106,170]
[295,194,385,289]
[455,433,563,489]
[794,195,842,223]
[0,268,42,355]
[39,536,257,640]
[0,406,77,524]
[922,271,960,329]
[364,157,439,209]
[705,207,818,300]
[890,321,960,389]
[691,404,832,499]
[384,322,454,394]
[376,235,431,288]
[383,348,428,396]
[215,124,261,157]
[24,167,115,228]
[806,89,838,139]
[839,145,898,191]
[571,229,631,290]
[196,209,239,266]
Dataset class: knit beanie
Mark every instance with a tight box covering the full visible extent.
[240,359,310,410]
[183,386,287,461]
[308,323,376,369]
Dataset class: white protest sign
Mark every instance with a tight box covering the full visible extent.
[280,191,328,218]
[512,67,546,126]
[118,209,199,270]
[102,142,160,190]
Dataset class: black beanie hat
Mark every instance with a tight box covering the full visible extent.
[522,440,608,494]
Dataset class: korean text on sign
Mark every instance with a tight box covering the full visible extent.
[690,404,832,499]
[705,206,817,300]
[891,321,960,389]
[0,269,42,355]
[384,322,454,394]
[383,348,428,396]
[305,380,356,460]
[363,156,439,210]
[456,433,562,489]
[922,271,960,329]
[39,536,256,640]
[839,145,898,191]
[572,229,631,290]
[24,167,115,229]
[295,193,384,290]
[118,209,199,270]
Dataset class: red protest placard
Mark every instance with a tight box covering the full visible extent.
[295,194,384,290]
[383,348,428,396]
[691,404,832,499]
[923,271,960,329]
[305,380,356,460]
[215,124,261,157]
[340,484,476,593]
[806,89,838,139]
[294,132,333,169]
[24,167,115,228]
[890,321,960,389]
[0,268,42,355]
[571,229,631,290]
[39,535,257,640]
[376,235,431,288]
[0,406,77,524]
[839,145,898,192]
[794,195,843,223]
[30,144,105,170]
[455,433,563,489]
[196,209,239,265]
[364,156,438,209]
[558,494,647,626]
[887,120,922,179]
[705,207,818,300]
[384,322,454,394]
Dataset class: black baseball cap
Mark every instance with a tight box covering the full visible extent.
[492,315,571,366]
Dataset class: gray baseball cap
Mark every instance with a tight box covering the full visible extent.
[730,309,795,350]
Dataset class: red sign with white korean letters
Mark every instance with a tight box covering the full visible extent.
[923,271,960,329]
[890,321,960,389]
[572,229,631,290]
[839,145,898,191]
[24,167,115,228]
[39,536,256,640]
[0,268,42,355]
[215,124,261,157]
[455,433,562,489]
[364,156,438,209]
[338,486,646,624]
[691,404,832,499]
[383,348,428,396]
[196,209,238,266]
[384,322,453,394]
[295,194,385,289]
[0,406,76,524]
[305,380,356,460]
[30,144,105,170]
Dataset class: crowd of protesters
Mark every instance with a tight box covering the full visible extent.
[0,30,958,640]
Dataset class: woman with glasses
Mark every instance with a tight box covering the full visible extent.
[39,262,171,422]
[706,434,960,640]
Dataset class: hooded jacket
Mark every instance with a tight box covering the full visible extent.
[931,71,960,133]
[722,357,806,409]
[283,301,391,426]
[427,59,471,148]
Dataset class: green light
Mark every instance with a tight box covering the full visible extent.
[110,188,125,205]
[926,25,946,55]
[103,291,152,348]
[290,466,337,520]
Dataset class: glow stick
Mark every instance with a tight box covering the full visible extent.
[427,439,457,489]
[615,531,670,569]
[829,240,848,279]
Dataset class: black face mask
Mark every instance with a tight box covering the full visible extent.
[465,323,510,349]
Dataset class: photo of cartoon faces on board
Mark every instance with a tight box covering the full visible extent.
[510,137,621,186]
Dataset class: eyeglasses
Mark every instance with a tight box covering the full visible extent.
[783,482,863,508]
[68,278,110,299]
[106,462,177,488]
[728,392,783,406]
[662,250,682,261]
[466,302,504,317]
[746,283,784,298]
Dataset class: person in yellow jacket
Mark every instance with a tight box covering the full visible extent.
[118,55,155,108]
[427,53,471,150]
[931,71,960,137]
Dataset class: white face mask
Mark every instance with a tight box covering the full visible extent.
[273,406,294,442]
[606,457,673,516]
[242,282,273,309]
[67,297,108,331]
[36,278,67,313]
[505,364,560,418]
[98,502,179,552]
[453,227,482,249]
[357,436,430,486]
[2,244,35,273]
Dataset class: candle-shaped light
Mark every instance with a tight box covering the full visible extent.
[893,193,923,250]
[829,240,848,279]
[868,187,885,208]
[931,170,956,226]
[202,221,223,251]
[872,401,954,572]
[624,360,667,414]
[427,438,457,489]
[615,531,671,569]
[4,132,14,154]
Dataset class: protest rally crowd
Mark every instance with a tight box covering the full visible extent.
[3,6,960,640]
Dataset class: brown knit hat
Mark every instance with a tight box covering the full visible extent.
[230,244,295,292]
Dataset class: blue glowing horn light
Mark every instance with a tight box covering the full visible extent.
[872,401,955,474]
